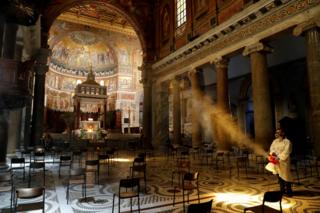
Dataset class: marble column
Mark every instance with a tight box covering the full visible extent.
[214,57,230,112]
[243,42,273,150]
[213,57,230,150]
[74,99,80,129]
[7,109,23,154]
[30,48,51,146]
[172,77,182,145]
[0,15,5,55]
[188,69,202,148]
[0,110,9,170]
[237,97,248,132]
[139,62,153,148]
[103,101,107,130]
[294,21,320,156]
[1,22,18,59]
[153,81,169,146]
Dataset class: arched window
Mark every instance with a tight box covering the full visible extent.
[176,0,186,28]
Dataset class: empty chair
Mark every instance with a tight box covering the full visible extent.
[59,155,72,177]
[28,162,45,187]
[85,159,100,184]
[11,157,26,180]
[33,147,45,163]
[0,172,14,210]
[98,154,110,176]
[244,191,282,213]
[66,168,86,204]
[214,152,225,170]
[173,171,200,210]
[130,157,147,193]
[14,187,45,213]
[236,156,249,178]
[21,148,32,163]
[202,149,214,165]
[189,147,200,160]
[112,177,140,213]
[72,149,82,165]
[187,199,212,213]
[168,144,179,159]
[315,156,320,176]
[105,148,116,164]
[172,159,191,186]
[51,146,63,164]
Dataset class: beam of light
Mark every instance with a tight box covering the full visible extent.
[113,158,132,162]
[214,192,294,210]
[192,88,268,156]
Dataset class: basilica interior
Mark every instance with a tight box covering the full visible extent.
[0,0,320,212]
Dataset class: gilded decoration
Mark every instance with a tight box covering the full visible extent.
[50,31,117,77]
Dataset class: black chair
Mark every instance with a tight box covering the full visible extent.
[244,191,282,213]
[236,156,248,178]
[85,159,100,184]
[66,168,86,204]
[0,172,14,211]
[33,148,45,163]
[315,156,320,176]
[112,177,140,213]
[51,146,63,164]
[28,162,45,187]
[130,157,147,193]
[11,157,26,180]
[14,187,45,213]
[173,171,200,210]
[202,149,214,165]
[98,154,110,176]
[214,152,225,170]
[72,150,82,165]
[187,199,213,213]
[21,147,33,163]
[172,159,191,186]
[59,155,72,177]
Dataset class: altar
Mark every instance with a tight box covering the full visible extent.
[81,120,100,132]
[80,120,101,140]
[73,66,108,131]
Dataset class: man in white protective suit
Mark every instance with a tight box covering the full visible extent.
[265,128,293,196]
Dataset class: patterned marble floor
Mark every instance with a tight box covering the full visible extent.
[1,150,320,213]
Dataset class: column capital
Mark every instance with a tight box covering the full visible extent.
[35,48,51,66]
[293,17,320,36]
[211,57,229,69]
[242,42,273,56]
[139,62,153,86]
[33,48,51,75]
[187,68,199,78]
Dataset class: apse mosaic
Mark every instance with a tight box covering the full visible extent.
[50,32,117,77]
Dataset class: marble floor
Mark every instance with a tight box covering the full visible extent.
[1,149,320,213]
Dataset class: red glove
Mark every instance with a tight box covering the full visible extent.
[268,154,279,164]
